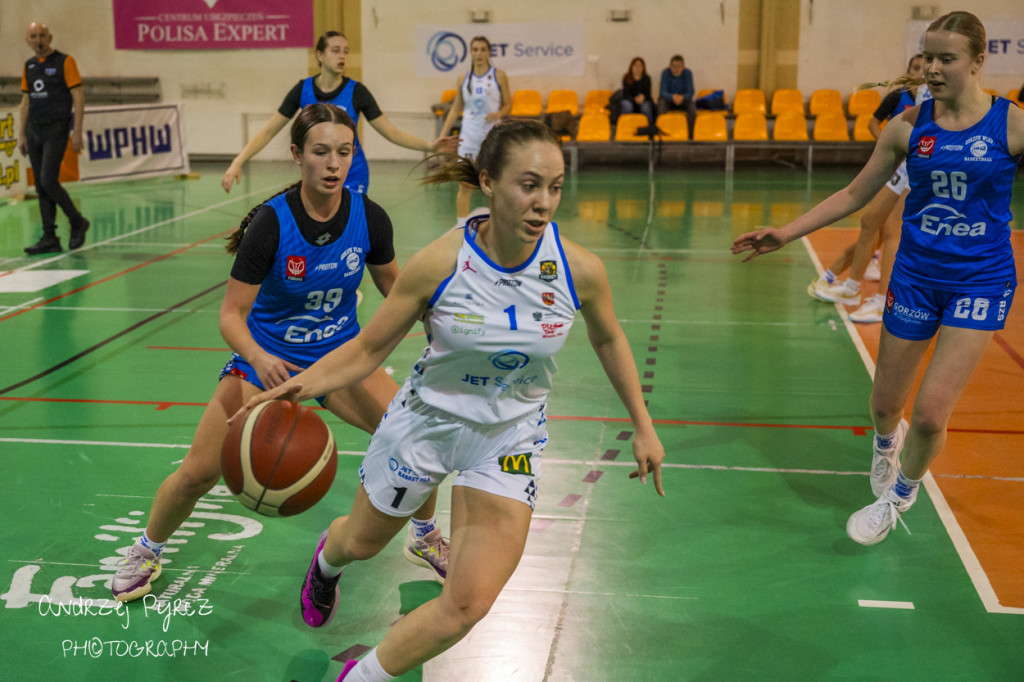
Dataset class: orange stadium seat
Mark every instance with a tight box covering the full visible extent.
[771,89,805,116]
[809,89,844,117]
[733,113,768,141]
[853,114,877,142]
[546,89,579,116]
[575,113,611,142]
[692,112,727,141]
[655,112,689,141]
[732,89,766,116]
[848,89,881,116]
[510,90,542,117]
[614,113,651,142]
[773,112,809,141]
[813,112,850,141]
[583,89,613,115]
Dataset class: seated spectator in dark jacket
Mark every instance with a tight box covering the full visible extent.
[620,57,654,125]
[658,54,697,135]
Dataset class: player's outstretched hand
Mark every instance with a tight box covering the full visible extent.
[221,164,242,193]
[628,428,666,496]
[731,226,786,262]
[228,381,304,425]
[431,135,460,155]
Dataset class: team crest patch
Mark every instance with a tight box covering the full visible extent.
[542,292,555,306]
[286,256,306,281]
[499,453,533,476]
[917,136,936,158]
[539,260,558,282]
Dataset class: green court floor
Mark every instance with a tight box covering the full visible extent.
[1,160,1022,681]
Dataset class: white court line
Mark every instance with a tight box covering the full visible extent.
[801,236,1024,616]
[0,183,282,278]
[0,296,44,314]
[858,600,915,610]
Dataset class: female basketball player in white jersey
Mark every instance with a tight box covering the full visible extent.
[221,31,456,195]
[438,36,511,226]
[111,105,449,604]
[232,119,665,681]
[734,11,1023,546]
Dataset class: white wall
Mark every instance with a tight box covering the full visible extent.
[3,1,1020,161]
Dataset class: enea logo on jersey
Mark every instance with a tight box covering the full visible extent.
[539,260,558,282]
[917,136,937,158]
[286,256,306,281]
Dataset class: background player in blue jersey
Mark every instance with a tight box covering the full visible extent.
[733,10,1023,547]
[438,35,511,226]
[112,104,449,604]
[221,31,456,194]
[231,119,666,682]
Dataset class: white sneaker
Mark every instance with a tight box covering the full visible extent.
[871,418,908,497]
[807,275,835,302]
[847,487,916,546]
[817,280,861,306]
[112,541,162,602]
[850,296,885,324]
[864,253,881,281]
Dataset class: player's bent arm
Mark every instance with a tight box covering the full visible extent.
[367,114,433,152]
[222,113,291,189]
[367,259,399,298]
[494,70,512,119]
[440,81,465,138]
[242,232,461,406]
[70,87,85,153]
[568,241,666,495]
[1006,103,1024,156]
[219,278,263,361]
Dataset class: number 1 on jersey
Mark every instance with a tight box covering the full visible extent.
[504,305,518,331]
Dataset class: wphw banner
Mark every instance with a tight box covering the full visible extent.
[80,104,189,183]
[416,23,584,78]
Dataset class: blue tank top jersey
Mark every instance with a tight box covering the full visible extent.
[300,77,369,194]
[246,191,369,367]
[896,97,1018,292]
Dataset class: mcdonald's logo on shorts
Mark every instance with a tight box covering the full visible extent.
[499,453,532,476]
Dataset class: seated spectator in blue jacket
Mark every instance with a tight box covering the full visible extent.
[658,54,697,135]
[620,57,654,125]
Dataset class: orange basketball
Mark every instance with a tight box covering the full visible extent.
[222,400,337,517]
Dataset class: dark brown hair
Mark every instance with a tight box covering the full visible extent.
[424,118,561,190]
[623,57,647,85]
[226,103,356,254]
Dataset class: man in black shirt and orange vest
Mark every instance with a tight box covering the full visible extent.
[19,21,89,254]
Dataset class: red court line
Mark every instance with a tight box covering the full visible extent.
[993,332,1024,372]
[0,229,234,323]
[3,394,1022,436]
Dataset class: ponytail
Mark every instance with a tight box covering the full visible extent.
[225,181,302,254]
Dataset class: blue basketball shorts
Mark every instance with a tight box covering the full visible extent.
[358,381,548,517]
[883,273,1016,341]
[219,353,326,406]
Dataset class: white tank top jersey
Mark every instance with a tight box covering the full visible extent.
[409,217,581,425]
[462,66,502,122]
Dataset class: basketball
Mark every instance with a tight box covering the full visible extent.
[221,400,338,517]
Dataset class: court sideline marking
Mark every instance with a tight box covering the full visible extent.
[801,236,1024,616]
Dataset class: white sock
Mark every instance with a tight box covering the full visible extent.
[843,278,861,293]
[344,647,395,682]
[139,532,166,556]
[317,550,343,578]
[893,470,922,500]
[823,269,837,284]
[409,516,437,539]
[874,426,901,450]
[456,215,468,227]
[870,293,884,306]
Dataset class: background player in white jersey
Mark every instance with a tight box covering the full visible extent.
[232,119,665,682]
[111,105,449,604]
[221,31,455,195]
[438,35,511,226]
[733,11,1023,547]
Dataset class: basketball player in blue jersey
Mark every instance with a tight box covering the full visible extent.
[439,35,511,226]
[221,31,456,195]
[734,11,1023,546]
[111,105,450,604]
[231,119,666,682]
